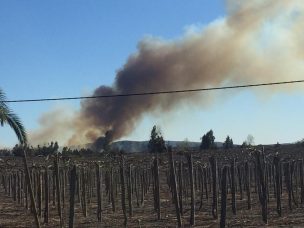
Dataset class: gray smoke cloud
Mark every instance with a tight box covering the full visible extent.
[30,0,304,146]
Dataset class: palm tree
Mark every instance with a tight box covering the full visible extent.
[0,88,27,145]
[0,89,39,226]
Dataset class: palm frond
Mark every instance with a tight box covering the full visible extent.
[0,89,9,113]
[0,88,6,102]
[5,110,27,145]
[0,88,27,145]
[0,105,8,126]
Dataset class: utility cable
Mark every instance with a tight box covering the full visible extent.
[4,79,304,103]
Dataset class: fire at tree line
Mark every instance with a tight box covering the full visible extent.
[0,126,257,157]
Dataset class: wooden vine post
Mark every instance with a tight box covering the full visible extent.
[244,161,251,210]
[209,156,218,219]
[220,166,228,228]
[255,151,268,224]
[44,166,49,224]
[23,148,41,228]
[274,156,281,216]
[120,155,127,226]
[168,147,182,227]
[187,153,195,226]
[230,159,236,214]
[153,156,161,220]
[69,165,77,228]
[54,153,63,227]
[96,163,102,222]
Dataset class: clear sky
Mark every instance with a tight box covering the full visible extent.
[1,0,304,147]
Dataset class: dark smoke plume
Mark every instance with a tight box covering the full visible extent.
[30,0,304,146]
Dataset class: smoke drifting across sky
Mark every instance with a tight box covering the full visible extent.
[29,0,304,146]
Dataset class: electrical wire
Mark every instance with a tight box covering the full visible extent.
[4,79,304,103]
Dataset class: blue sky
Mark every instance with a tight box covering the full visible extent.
[1,0,304,147]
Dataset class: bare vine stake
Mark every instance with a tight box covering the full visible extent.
[52,170,56,207]
[77,172,81,204]
[127,164,133,217]
[152,164,156,211]
[61,169,66,209]
[32,172,36,203]
[203,167,208,201]
[37,171,42,217]
[2,174,7,194]
[119,156,128,227]
[168,147,182,227]
[20,172,24,206]
[220,166,228,228]
[134,168,139,207]
[69,165,77,228]
[266,164,270,203]
[17,171,21,204]
[110,168,116,212]
[237,165,243,200]
[209,156,218,219]
[13,173,17,202]
[273,156,281,216]
[154,156,161,220]
[25,176,28,210]
[199,165,204,211]
[23,149,41,228]
[96,164,102,222]
[115,171,119,198]
[300,159,304,204]
[290,161,298,207]
[230,159,236,215]
[87,170,91,204]
[54,153,63,227]
[187,153,195,226]
[227,168,231,194]
[255,151,267,224]
[284,162,292,210]
[44,166,49,224]
[244,162,251,210]
[81,167,87,217]
[140,172,145,206]
[272,164,276,199]
[8,174,11,197]
[296,162,299,198]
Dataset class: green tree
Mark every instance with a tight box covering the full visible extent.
[223,135,233,149]
[37,141,59,156]
[0,89,27,145]
[230,138,233,148]
[200,129,215,150]
[148,125,166,153]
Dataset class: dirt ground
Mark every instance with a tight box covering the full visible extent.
[1,176,304,228]
[2,146,304,227]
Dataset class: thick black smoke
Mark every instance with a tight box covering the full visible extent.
[30,0,304,146]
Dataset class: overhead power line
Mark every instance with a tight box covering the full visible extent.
[4,79,304,103]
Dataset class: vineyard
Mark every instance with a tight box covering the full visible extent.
[1,145,304,227]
